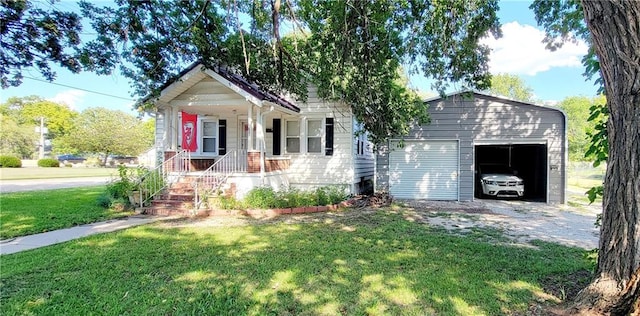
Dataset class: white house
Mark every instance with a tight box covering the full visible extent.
[146,62,374,199]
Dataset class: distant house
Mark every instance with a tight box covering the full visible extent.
[376,91,567,204]
[145,62,374,199]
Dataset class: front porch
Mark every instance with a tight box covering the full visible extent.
[163,150,290,173]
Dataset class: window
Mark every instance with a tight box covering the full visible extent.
[307,119,322,153]
[285,120,300,153]
[201,120,217,154]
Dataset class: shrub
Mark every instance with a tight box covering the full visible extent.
[106,165,146,201]
[244,187,278,209]
[0,155,22,168]
[212,195,244,210]
[242,185,349,209]
[37,158,60,167]
[325,185,349,204]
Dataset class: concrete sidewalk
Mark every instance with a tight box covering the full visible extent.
[0,215,167,255]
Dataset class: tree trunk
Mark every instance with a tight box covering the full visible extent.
[574,1,640,314]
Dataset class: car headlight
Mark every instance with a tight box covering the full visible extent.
[484,180,496,185]
[517,181,524,185]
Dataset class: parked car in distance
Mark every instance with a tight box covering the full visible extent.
[57,154,86,164]
[107,155,139,165]
[478,164,524,198]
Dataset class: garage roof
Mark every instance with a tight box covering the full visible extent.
[424,90,566,115]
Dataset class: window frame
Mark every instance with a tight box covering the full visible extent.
[285,120,301,154]
[198,117,218,156]
[306,118,323,154]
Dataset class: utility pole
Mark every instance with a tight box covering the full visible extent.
[38,117,45,159]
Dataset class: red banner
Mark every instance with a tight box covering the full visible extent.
[181,111,198,152]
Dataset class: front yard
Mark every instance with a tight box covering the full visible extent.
[0,210,593,315]
[0,186,133,239]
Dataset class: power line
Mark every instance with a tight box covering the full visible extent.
[23,76,136,101]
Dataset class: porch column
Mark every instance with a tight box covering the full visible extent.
[171,107,179,150]
[255,106,266,176]
[247,103,254,151]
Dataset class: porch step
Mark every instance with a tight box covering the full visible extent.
[157,193,195,201]
[140,207,207,217]
[151,199,194,208]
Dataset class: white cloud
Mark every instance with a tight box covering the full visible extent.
[482,21,588,76]
[48,90,86,110]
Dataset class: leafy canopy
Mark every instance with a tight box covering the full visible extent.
[0,0,84,88]
[53,107,153,159]
[6,0,499,145]
[487,73,534,103]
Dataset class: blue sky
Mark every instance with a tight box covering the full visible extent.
[0,0,599,115]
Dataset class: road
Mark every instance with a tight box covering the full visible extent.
[0,177,111,193]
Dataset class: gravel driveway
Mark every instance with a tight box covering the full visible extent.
[400,199,601,250]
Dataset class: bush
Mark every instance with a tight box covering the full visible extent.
[0,155,22,168]
[242,185,349,209]
[244,187,278,209]
[37,158,60,167]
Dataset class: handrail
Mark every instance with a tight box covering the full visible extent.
[136,150,191,207]
[193,150,247,210]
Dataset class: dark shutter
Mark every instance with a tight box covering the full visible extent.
[218,119,226,155]
[325,118,334,156]
[273,118,281,155]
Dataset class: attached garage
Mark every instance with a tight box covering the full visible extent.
[388,140,459,200]
[376,91,567,204]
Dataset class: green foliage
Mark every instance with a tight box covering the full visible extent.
[0,155,22,168]
[0,186,133,239]
[74,0,500,145]
[54,107,153,159]
[241,185,348,209]
[585,102,608,168]
[243,187,279,209]
[0,211,593,315]
[487,73,534,102]
[1,96,77,138]
[37,158,60,167]
[1,1,84,88]
[0,113,37,158]
[105,165,147,202]
[558,95,605,161]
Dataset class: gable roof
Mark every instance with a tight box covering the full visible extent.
[142,61,300,113]
[424,90,564,114]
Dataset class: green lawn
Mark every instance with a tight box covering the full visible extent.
[0,167,117,180]
[0,211,593,315]
[0,186,133,239]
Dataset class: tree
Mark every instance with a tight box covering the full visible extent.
[558,95,605,161]
[1,96,76,139]
[74,0,500,145]
[533,0,640,314]
[55,108,153,165]
[0,114,37,158]
[0,0,84,88]
[487,73,534,102]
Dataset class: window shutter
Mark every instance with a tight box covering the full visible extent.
[273,119,281,155]
[325,118,334,156]
[218,119,226,155]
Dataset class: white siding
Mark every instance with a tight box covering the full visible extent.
[284,87,357,191]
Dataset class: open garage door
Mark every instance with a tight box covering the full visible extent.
[474,143,547,202]
[389,140,459,200]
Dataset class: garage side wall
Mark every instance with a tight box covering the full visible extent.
[376,93,566,203]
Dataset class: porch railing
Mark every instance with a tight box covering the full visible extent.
[135,150,191,207]
[193,149,246,210]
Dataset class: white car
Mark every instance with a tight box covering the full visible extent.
[479,166,524,198]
